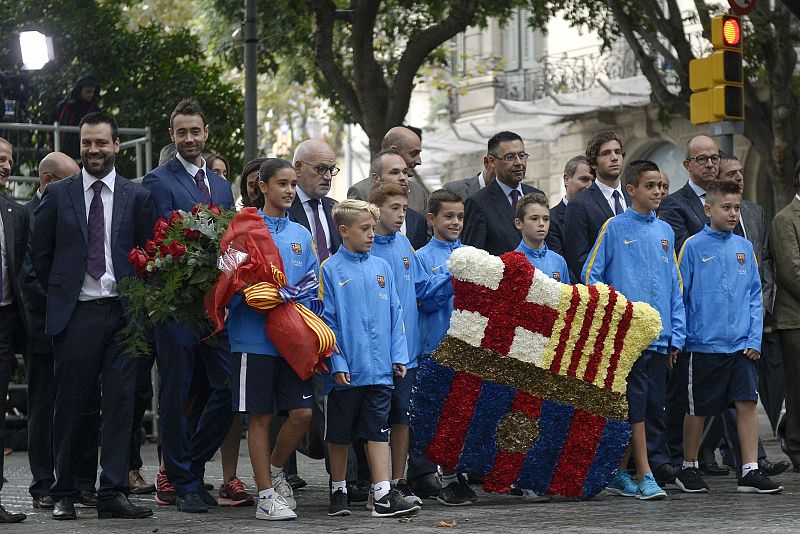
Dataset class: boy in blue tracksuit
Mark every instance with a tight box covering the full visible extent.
[227,159,318,521]
[367,183,452,505]
[674,180,782,495]
[320,199,419,519]
[583,160,685,501]
[514,193,570,283]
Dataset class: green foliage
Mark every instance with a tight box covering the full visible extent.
[0,0,243,179]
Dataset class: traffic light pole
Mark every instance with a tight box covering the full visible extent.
[709,120,743,155]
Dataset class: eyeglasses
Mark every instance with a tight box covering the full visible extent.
[299,160,340,176]
[491,152,529,163]
[686,154,720,165]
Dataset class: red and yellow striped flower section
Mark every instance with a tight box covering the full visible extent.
[446,247,662,394]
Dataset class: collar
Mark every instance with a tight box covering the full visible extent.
[595,179,623,201]
[702,224,733,240]
[338,245,370,262]
[478,171,487,189]
[176,152,207,179]
[36,188,43,199]
[688,179,706,200]
[517,240,548,258]
[81,167,116,193]
[626,207,656,222]
[257,209,289,232]
[296,186,316,204]
[430,236,461,251]
[496,178,523,199]
[374,232,397,245]
[561,197,569,206]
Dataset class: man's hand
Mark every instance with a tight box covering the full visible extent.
[333,372,351,386]
[668,348,680,369]
[393,364,407,378]
[743,348,761,361]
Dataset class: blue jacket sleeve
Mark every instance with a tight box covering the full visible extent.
[658,199,689,257]
[669,249,686,351]
[389,279,410,366]
[582,219,612,284]
[413,252,453,311]
[321,266,349,375]
[557,255,570,284]
[747,248,764,350]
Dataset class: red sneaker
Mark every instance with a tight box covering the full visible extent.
[155,470,177,506]
[218,477,255,507]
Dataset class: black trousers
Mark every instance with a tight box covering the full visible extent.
[51,300,135,503]
[0,304,21,493]
[129,354,155,471]
[25,349,100,498]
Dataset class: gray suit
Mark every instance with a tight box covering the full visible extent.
[741,199,773,313]
[444,173,482,201]
[347,176,429,215]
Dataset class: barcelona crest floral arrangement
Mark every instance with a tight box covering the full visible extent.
[409,247,663,499]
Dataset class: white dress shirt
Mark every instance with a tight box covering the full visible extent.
[177,153,210,193]
[295,186,331,250]
[478,171,487,189]
[595,180,627,214]
[496,179,524,206]
[79,168,118,301]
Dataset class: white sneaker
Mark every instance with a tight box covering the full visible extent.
[521,488,551,503]
[271,473,297,510]
[256,494,297,521]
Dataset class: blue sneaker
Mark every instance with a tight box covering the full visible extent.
[636,472,667,500]
[605,471,637,497]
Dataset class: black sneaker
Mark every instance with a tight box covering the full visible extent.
[407,473,441,498]
[371,488,421,518]
[328,489,351,516]
[437,475,477,506]
[675,467,709,493]
[198,486,218,506]
[394,479,423,506]
[347,481,370,505]
[737,469,783,494]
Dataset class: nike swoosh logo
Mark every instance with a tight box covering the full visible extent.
[374,501,391,508]
[302,394,312,399]
[702,256,715,263]
[624,240,636,245]
[432,265,442,271]
[380,428,389,433]
[339,279,351,286]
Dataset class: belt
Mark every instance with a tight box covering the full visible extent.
[81,296,120,305]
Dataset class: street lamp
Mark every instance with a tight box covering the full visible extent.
[19,31,54,70]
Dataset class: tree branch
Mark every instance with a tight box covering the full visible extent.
[350,0,389,134]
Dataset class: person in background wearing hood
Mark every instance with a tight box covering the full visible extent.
[51,75,101,160]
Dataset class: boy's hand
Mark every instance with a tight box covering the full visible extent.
[333,372,351,386]
[743,348,761,361]
[393,364,407,378]
[667,348,680,369]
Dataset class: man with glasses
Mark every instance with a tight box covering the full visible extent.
[462,131,542,255]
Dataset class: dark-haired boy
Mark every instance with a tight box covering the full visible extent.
[584,160,685,500]
[515,193,569,283]
[675,180,782,494]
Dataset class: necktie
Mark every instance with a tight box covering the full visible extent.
[195,168,211,205]
[510,189,521,211]
[612,190,624,216]
[308,198,330,262]
[87,181,106,280]
[700,192,707,204]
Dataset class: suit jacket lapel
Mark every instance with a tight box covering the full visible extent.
[486,181,517,228]
[111,177,130,249]
[0,197,13,268]
[684,183,707,223]
[323,197,340,249]
[289,197,311,230]
[171,157,201,204]
[69,176,89,243]
[590,184,614,219]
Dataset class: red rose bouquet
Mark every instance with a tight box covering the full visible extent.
[119,204,235,355]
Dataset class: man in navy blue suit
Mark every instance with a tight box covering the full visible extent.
[32,112,155,521]
[563,131,630,280]
[141,99,235,513]
[547,154,593,282]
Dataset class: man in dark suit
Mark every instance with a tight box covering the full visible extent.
[141,99,235,513]
[21,152,101,512]
[444,156,494,201]
[462,131,543,256]
[562,131,629,279]
[32,113,155,521]
[0,138,28,524]
[369,149,429,249]
[547,154,593,282]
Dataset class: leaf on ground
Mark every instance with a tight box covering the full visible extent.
[435,519,458,528]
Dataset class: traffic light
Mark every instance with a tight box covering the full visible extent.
[689,14,744,124]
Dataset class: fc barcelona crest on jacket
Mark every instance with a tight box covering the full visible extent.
[291,243,302,255]
[403,257,410,270]
[377,274,386,288]
[552,272,560,282]
[737,252,746,265]
[661,239,668,252]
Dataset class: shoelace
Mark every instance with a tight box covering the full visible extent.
[272,494,291,510]
[156,472,175,492]
[227,477,246,494]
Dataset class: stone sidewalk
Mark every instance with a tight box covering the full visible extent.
[2,415,799,533]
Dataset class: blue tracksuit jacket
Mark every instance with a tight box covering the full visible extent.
[371,232,453,368]
[583,208,686,354]
[227,211,319,356]
[416,237,463,355]
[679,225,763,353]
[321,246,408,393]
[515,240,570,283]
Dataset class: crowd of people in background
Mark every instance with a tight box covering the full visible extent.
[0,94,798,524]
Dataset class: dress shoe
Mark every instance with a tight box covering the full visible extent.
[654,463,678,485]
[52,497,76,520]
[699,462,729,476]
[32,495,56,509]
[0,503,26,523]
[287,474,307,491]
[76,489,97,507]
[198,486,218,506]
[176,492,208,513]
[97,493,153,519]
[407,473,441,498]
[760,459,791,477]
[129,469,156,494]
